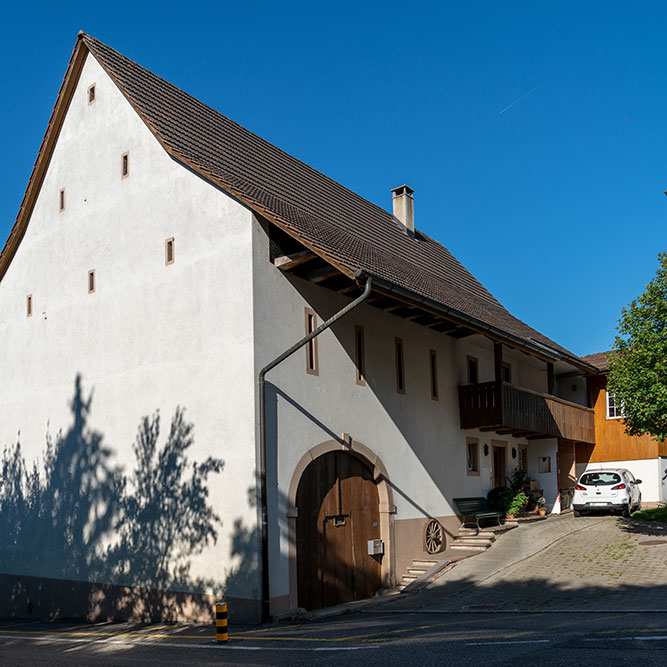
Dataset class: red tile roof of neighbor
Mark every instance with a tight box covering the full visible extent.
[1,32,597,372]
[581,352,612,372]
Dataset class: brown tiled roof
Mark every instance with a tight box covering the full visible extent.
[581,351,613,372]
[1,32,595,371]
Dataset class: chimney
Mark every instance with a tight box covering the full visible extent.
[391,185,415,234]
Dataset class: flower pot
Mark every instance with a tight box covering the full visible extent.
[538,509,547,516]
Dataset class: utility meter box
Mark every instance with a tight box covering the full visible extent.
[367,539,384,555]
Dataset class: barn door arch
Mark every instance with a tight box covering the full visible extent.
[286,439,395,610]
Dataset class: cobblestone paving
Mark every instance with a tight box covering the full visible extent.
[390,514,667,612]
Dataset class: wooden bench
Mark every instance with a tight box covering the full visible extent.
[453,497,505,531]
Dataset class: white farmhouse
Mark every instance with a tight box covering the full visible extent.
[0,33,598,624]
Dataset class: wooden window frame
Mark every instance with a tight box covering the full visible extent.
[501,361,512,383]
[88,269,95,294]
[466,437,480,476]
[59,188,65,212]
[305,308,318,376]
[354,324,366,386]
[87,83,96,105]
[26,294,33,317]
[518,445,528,473]
[395,337,405,394]
[429,349,438,400]
[121,152,129,179]
[165,237,175,265]
[466,355,479,385]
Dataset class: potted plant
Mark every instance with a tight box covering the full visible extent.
[506,491,528,518]
[537,496,547,516]
[526,491,539,511]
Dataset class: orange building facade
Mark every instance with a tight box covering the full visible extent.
[577,353,667,503]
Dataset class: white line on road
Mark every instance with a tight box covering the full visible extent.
[0,633,379,652]
[584,636,667,642]
[466,639,550,646]
[371,609,667,614]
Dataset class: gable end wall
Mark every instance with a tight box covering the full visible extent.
[0,52,261,620]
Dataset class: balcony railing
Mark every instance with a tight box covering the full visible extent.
[458,381,595,444]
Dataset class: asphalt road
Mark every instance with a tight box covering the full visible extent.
[2,611,667,666]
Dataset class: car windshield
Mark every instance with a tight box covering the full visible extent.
[579,472,621,486]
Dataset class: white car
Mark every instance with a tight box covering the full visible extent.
[572,468,642,518]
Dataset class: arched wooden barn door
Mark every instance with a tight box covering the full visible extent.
[296,450,382,610]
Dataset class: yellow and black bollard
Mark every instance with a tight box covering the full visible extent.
[215,601,228,643]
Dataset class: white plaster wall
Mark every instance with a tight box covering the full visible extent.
[526,439,560,513]
[454,336,550,393]
[250,221,568,597]
[557,375,588,407]
[251,260,462,599]
[582,459,662,503]
[455,335,494,384]
[0,54,258,597]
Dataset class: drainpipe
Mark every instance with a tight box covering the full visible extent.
[257,276,373,622]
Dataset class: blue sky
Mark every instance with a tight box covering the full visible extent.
[1,1,665,356]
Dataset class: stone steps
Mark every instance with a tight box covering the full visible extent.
[397,558,441,589]
[396,522,515,590]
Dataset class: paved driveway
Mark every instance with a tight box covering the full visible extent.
[383,513,667,612]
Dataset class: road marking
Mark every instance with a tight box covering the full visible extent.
[467,639,550,646]
[0,629,210,640]
[0,632,377,651]
[372,608,667,614]
[549,613,636,630]
[584,636,667,642]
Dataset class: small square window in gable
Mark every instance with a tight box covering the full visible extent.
[88,270,96,294]
[87,83,96,105]
[165,237,175,265]
[121,152,130,179]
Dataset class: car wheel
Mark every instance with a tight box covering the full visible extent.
[622,506,630,518]
[573,510,581,517]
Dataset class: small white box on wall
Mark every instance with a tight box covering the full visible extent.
[367,539,384,555]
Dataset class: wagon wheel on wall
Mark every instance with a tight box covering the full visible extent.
[423,519,445,554]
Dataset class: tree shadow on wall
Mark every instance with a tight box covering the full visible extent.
[223,486,260,608]
[0,375,224,622]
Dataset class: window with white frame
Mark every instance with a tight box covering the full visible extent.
[466,438,480,475]
[606,390,625,419]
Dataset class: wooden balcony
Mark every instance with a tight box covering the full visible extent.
[458,381,595,444]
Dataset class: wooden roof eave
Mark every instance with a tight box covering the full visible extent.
[356,269,599,374]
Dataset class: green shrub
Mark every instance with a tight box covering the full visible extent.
[507,491,528,516]
[630,506,667,521]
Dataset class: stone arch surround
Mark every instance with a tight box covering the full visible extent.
[285,437,396,610]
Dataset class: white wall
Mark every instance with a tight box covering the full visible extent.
[0,54,258,599]
[251,220,567,598]
[527,439,560,513]
[557,375,588,406]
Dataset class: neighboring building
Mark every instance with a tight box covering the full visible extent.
[0,33,598,623]
[579,352,667,504]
